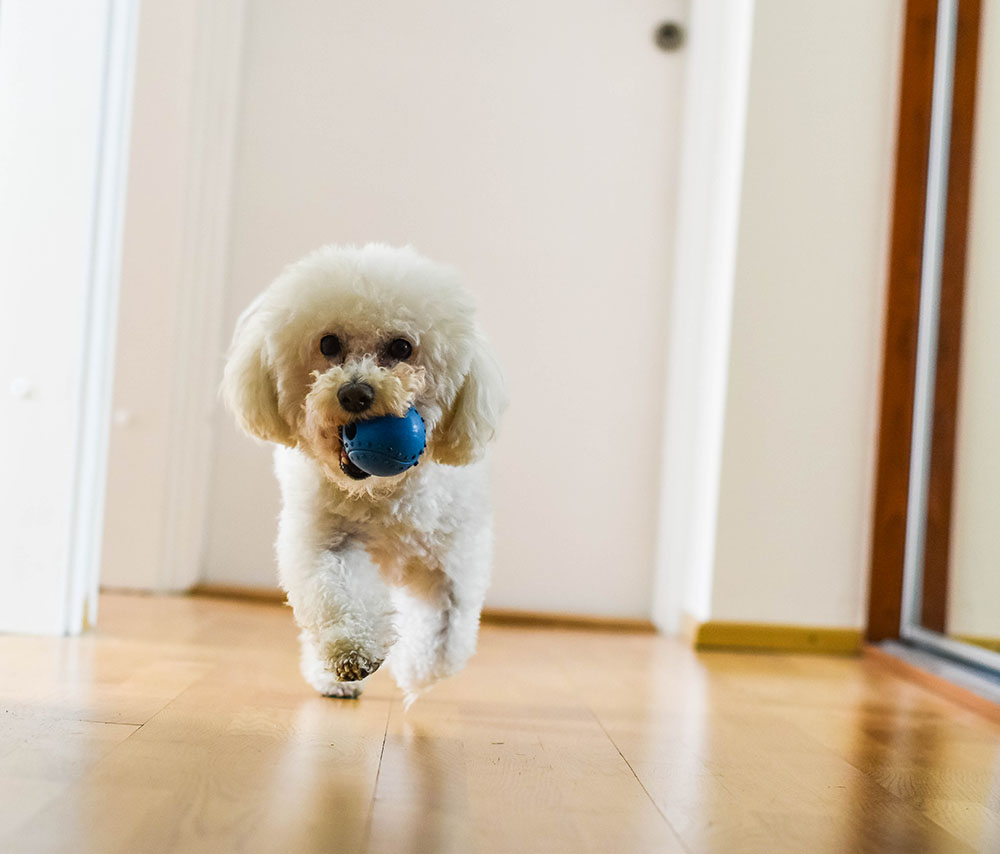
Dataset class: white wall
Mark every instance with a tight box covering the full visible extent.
[102,0,245,592]
[105,0,906,629]
[656,0,903,630]
[709,0,903,627]
[101,0,201,589]
[947,0,1000,638]
[199,0,688,617]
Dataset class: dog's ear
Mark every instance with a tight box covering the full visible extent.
[220,297,294,447]
[430,332,506,466]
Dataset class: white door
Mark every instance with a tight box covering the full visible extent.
[0,0,136,633]
[201,1,687,618]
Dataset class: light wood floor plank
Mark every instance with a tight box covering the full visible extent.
[6,666,392,853]
[2,593,1000,853]
[367,698,686,854]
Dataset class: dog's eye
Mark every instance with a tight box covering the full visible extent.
[388,338,413,360]
[319,334,341,357]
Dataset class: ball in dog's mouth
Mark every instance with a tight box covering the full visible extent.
[336,425,371,480]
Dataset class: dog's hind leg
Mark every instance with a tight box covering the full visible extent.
[387,528,492,704]
[386,576,475,706]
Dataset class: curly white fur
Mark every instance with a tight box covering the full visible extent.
[221,244,505,703]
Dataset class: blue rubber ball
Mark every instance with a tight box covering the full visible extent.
[342,406,426,477]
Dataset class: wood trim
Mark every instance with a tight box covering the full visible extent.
[189,583,286,604]
[690,620,862,654]
[865,644,1000,724]
[479,609,656,633]
[867,0,982,640]
[867,0,939,642]
[188,585,658,632]
[920,0,982,632]
[189,590,866,647]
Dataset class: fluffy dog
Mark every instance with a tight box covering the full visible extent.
[222,244,505,702]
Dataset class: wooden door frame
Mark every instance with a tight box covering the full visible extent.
[867,0,982,642]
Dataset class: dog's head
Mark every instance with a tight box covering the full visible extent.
[221,244,505,491]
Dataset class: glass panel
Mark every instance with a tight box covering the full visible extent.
[900,0,1000,674]
[943,0,1000,657]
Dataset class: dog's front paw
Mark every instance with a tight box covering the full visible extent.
[330,649,382,682]
[301,656,366,698]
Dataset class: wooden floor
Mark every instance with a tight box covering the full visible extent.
[2,595,1000,853]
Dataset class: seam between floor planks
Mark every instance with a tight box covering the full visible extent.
[587,707,681,831]
[362,697,394,850]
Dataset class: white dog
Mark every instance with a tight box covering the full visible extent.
[222,244,505,702]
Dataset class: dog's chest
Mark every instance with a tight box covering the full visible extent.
[327,487,453,567]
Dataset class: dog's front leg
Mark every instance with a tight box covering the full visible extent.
[278,532,397,698]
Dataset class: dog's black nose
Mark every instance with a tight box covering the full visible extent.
[338,381,375,413]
